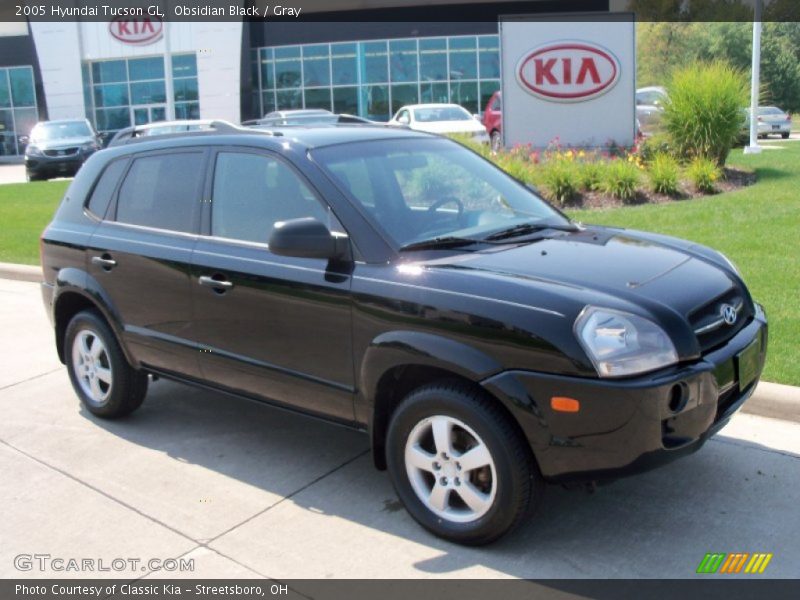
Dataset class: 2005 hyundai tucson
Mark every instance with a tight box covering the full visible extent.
[41,122,767,545]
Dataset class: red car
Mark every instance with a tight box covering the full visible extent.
[482,91,502,151]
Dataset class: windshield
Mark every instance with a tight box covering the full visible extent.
[32,121,92,142]
[414,107,472,122]
[313,137,570,249]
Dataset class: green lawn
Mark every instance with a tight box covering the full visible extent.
[567,144,800,386]
[0,144,798,385]
[0,180,69,265]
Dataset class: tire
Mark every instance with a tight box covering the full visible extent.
[26,171,40,182]
[64,310,148,418]
[782,132,790,139]
[386,381,543,545]
[490,130,502,152]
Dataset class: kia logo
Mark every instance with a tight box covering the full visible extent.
[109,17,163,46]
[721,304,738,326]
[516,42,621,102]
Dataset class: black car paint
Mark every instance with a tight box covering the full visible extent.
[40,127,767,482]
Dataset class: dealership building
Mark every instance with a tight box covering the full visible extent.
[0,0,608,155]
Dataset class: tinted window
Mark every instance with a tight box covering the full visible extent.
[116,152,204,232]
[211,152,328,244]
[87,159,128,219]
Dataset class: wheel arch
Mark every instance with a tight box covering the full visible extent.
[360,331,538,470]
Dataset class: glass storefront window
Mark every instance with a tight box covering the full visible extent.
[448,37,477,81]
[128,57,164,81]
[0,70,9,108]
[92,60,126,84]
[362,41,388,85]
[0,66,37,155]
[304,87,331,110]
[419,38,447,82]
[331,43,357,86]
[9,68,35,106]
[275,46,302,89]
[390,39,417,83]
[391,84,419,113]
[333,87,358,114]
[478,36,500,79]
[303,44,330,87]
[255,35,500,121]
[85,53,199,135]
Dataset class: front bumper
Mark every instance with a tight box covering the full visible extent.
[482,305,768,482]
[25,151,93,176]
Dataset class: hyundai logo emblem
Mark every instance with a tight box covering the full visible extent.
[721,304,738,326]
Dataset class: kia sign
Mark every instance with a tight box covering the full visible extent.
[517,42,621,102]
[109,17,163,45]
[500,15,635,148]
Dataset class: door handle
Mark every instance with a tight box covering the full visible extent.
[198,275,233,291]
[91,255,117,269]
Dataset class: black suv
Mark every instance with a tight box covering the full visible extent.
[24,119,101,181]
[41,123,767,545]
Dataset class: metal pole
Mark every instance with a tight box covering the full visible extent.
[744,0,762,154]
[163,2,175,121]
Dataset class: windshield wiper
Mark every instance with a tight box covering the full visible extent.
[399,236,485,252]
[484,222,580,241]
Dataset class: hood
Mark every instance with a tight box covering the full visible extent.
[412,120,485,135]
[32,136,94,150]
[423,227,738,323]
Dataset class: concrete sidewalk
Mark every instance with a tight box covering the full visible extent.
[1,277,799,582]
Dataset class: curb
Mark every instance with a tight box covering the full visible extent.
[0,263,797,422]
[0,262,41,283]
[744,381,800,424]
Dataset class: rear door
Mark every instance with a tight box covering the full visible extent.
[87,148,207,378]
[189,148,355,422]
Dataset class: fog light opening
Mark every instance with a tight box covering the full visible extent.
[668,383,689,413]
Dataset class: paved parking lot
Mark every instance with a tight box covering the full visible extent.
[1,276,799,582]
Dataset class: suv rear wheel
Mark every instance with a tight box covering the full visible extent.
[65,310,148,418]
[386,382,542,545]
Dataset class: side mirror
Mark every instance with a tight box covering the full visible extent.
[397,114,410,125]
[19,135,29,144]
[268,217,350,260]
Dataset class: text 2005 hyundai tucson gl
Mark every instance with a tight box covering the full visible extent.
[41,124,767,545]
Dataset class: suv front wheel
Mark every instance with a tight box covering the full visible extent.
[65,310,148,418]
[386,382,543,545]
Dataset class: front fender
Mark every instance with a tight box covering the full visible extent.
[359,330,504,411]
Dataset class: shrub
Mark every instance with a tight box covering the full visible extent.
[648,153,681,195]
[686,157,722,193]
[638,133,673,164]
[577,161,604,192]
[598,159,641,201]
[538,160,580,205]
[663,61,748,166]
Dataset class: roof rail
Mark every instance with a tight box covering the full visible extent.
[106,119,281,147]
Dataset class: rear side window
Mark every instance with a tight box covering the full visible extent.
[87,159,128,219]
[116,152,204,233]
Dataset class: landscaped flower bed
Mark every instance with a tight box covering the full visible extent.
[451,135,756,209]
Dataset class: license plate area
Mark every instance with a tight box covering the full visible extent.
[772,125,780,130]
[736,337,760,391]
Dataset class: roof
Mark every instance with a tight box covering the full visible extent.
[399,103,466,110]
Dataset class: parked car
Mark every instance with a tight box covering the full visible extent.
[41,123,767,545]
[742,106,792,140]
[389,103,489,143]
[245,109,373,127]
[636,86,668,136]
[108,120,220,146]
[24,119,101,181]
[482,91,502,151]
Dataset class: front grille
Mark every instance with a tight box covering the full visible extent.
[689,287,752,352]
[44,147,79,157]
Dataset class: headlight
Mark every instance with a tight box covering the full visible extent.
[26,144,42,156]
[575,306,678,377]
[81,141,99,152]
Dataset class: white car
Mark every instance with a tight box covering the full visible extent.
[744,106,793,140]
[389,103,489,143]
